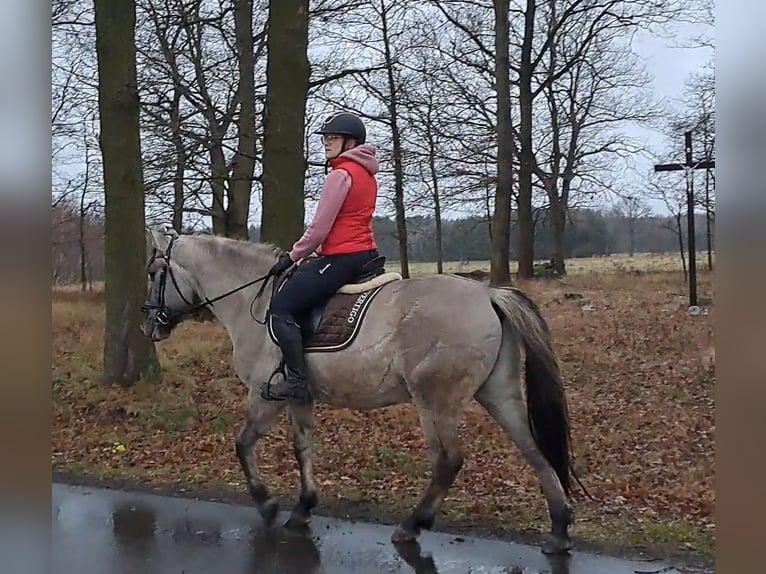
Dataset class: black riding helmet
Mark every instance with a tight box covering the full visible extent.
[315,112,366,144]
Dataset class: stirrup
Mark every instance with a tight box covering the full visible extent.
[259,364,311,402]
[259,363,287,401]
[259,381,285,401]
[260,379,311,402]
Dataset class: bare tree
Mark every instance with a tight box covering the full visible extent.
[136,0,195,232]
[93,0,160,385]
[675,0,713,50]
[227,0,257,239]
[52,1,101,209]
[425,0,680,276]
[533,2,664,274]
[260,0,311,249]
[135,0,265,238]
[615,194,652,256]
[77,123,101,290]
[309,0,427,277]
[490,0,513,285]
[512,0,683,276]
[655,52,715,278]
[678,63,715,270]
[648,140,693,280]
[53,0,93,27]
[379,0,411,278]
[429,0,514,278]
[514,0,538,279]
[396,26,467,273]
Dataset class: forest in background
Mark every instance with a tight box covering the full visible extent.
[52,198,713,285]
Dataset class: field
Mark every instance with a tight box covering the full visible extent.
[51,252,715,564]
[392,251,706,277]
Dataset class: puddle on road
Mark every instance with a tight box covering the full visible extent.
[51,482,700,574]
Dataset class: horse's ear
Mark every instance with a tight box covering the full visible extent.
[146,225,173,255]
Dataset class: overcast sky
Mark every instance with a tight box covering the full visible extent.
[626,20,714,215]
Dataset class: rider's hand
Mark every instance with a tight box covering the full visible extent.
[270,253,293,276]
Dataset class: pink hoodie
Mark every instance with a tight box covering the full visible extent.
[289,144,379,261]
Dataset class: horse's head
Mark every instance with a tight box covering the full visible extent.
[141,226,201,342]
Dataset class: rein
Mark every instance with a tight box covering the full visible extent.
[141,235,275,327]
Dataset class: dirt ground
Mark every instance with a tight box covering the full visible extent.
[51,255,715,565]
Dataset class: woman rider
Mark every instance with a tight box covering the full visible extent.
[260,112,380,403]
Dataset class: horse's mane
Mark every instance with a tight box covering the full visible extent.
[184,233,282,268]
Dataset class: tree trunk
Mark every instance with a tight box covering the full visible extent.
[491,0,512,286]
[79,144,90,292]
[380,0,409,278]
[260,0,310,250]
[227,0,256,240]
[79,188,88,292]
[434,199,443,274]
[705,168,713,271]
[208,129,228,236]
[79,123,94,292]
[94,0,160,386]
[426,122,444,274]
[548,196,566,275]
[170,88,185,233]
[431,180,443,274]
[515,0,536,280]
[542,1,564,276]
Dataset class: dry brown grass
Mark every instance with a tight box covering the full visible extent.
[392,251,709,276]
[51,254,715,559]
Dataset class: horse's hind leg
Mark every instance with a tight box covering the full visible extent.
[392,402,464,543]
[475,333,572,554]
[235,392,285,526]
[284,402,318,529]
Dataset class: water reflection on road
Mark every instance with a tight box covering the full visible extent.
[51,483,696,574]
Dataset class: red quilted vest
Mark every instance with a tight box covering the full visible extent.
[319,156,378,255]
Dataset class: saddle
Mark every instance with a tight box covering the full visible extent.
[268,255,402,353]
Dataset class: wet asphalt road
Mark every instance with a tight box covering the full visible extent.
[51,482,700,574]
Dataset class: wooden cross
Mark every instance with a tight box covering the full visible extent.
[654,131,715,308]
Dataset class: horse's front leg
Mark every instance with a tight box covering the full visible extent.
[235,391,285,525]
[284,402,319,529]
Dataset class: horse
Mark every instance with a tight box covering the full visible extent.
[140,226,579,555]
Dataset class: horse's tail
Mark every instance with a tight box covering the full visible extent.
[488,286,574,498]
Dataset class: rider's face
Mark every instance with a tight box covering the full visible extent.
[322,134,351,159]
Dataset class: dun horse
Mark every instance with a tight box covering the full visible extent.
[140,227,578,554]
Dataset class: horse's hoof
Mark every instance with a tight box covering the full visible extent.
[541,534,572,555]
[391,525,418,543]
[258,498,280,526]
[284,514,310,530]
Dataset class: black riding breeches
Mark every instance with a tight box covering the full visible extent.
[269,249,379,325]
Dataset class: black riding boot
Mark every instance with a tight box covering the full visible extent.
[260,315,312,403]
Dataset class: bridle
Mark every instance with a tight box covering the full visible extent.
[140,234,275,328]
